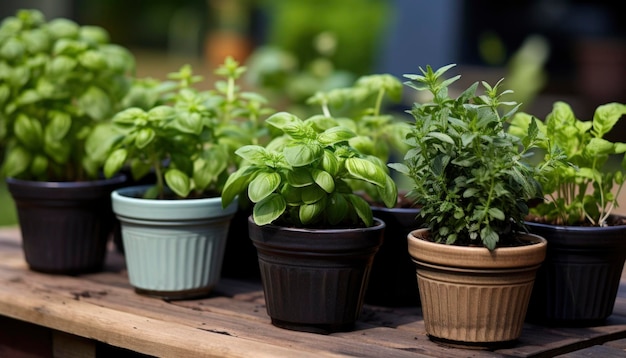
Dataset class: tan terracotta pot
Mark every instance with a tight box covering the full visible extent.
[407,228,547,348]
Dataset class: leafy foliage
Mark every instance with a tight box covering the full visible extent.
[306,73,411,203]
[0,9,135,181]
[390,64,549,250]
[100,57,272,199]
[509,101,626,226]
[222,111,397,228]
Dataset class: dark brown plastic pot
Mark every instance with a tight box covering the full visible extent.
[6,176,127,274]
[525,220,626,326]
[248,216,385,334]
[365,206,421,306]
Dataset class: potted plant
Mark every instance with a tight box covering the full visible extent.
[509,101,626,326]
[101,59,270,300]
[0,9,135,274]
[306,74,421,306]
[221,110,398,333]
[389,64,551,347]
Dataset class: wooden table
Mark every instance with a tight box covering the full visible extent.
[1,226,626,358]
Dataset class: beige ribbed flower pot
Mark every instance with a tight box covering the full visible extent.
[407,228,547,348]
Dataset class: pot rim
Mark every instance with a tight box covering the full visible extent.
[112,185,237,220]
[408,228,547,269]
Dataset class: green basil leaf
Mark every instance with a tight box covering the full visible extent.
[2,145,31,177]
[311,168,335,193]
[134,128,155,149]
[283,143,321,167]
[46,111,71,141]
[286,167,313,187]
[317,126,355,145]
[78,86,111,120]
[165,168,191,198]
[345,157,386,187]
[222,166,257,207]
[14,114,43,150]
[327,193,349,225]
[347,194,373,227]
[299,199,325,225]
[104,148,127,178]
[248,171,281,203]
[253,193,286,225]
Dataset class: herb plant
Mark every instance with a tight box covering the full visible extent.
[305,74,410,204]
[390,64,548,250]
[509,101,626,226]
[0,9,135,181]
[221,111,398,228]
[101,57,271,199]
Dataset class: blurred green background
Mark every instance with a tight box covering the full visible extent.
[1,0,624,226]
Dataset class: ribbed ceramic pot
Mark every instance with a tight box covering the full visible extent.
[248,217,385,334]
[365,206,421,307]
[525,220,626,326]
[112,186,237,300]
[6,176,127,274]
[408,228,547,348]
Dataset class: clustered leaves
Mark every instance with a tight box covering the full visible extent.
[510,101,626,226]
[222,111,397,228]
[102,57,271,199]
[0,9,135,181]
[390,64,546,250]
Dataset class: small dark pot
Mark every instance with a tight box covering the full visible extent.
[525,220,626,326]
[6,176,127,274]
[248,217,385,334]
[365,206,421,306]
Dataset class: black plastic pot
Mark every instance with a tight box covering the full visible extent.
[525,220,626,326]
[248,216,385,334]
[6,176,127,274]
[365,206,421,306]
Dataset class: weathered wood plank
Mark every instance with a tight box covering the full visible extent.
[2,225,626,358]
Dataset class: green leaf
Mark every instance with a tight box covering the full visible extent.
[248,171,281,203]
[299,199,325,225]
[165,168,191,197]
[592,103,626,139]
[311,169,335,193]
[480,226,498,251]
[283,143,321,167]
[586,137,615,157]
[286,167,313,187]
[377,174,398,208]
[427,131,455,145]
[266,112,299,131]
[222,166,257,207]
[14,114,43,150]
[2,145,31,177]
[134,128,155,149]
[345,157,386,187]
[488,207,505,221]
[235,145,268,164]
[347,194,373,227]
[46,112,72,141]
[253,193,286,225]
[78,86,111,120]
[317,126,355,145]
[301,184,326,204]
[104,148,127,178]
[327,193,349,225]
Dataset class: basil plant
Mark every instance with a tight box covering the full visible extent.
[101,58,271,199]
[222,111,398,228]
[0,9,135,181]
[510,101,626,226]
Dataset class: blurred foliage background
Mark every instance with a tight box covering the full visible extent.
[1,0,625,226]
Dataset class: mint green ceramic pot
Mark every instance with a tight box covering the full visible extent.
[112,185,237,300]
